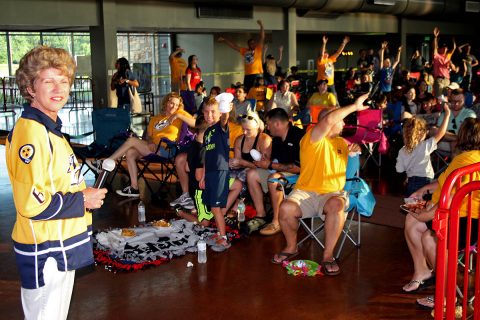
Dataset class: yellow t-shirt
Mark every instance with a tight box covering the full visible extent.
[240,46,263,75]
[308,92,337,108]
[147,109,193,145]
[228,121,244,150]
[316,56,337,85]
[247,86,273,111]
[295,129,349,194]
[431,150,480,219]
[170,56,187,90]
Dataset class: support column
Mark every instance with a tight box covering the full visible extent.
[90,0,117,108]
[271,8,297,74]
[399,17,407,71]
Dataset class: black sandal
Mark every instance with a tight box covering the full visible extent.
[321,258,341,276]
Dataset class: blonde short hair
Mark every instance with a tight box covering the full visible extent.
[16,46,76,102]
[160,92,184,113]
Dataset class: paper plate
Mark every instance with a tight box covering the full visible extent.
[284,260,322,277]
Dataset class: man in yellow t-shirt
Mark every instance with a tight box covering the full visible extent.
[169,46,187,92]
[272,93,369,276]
[218,20,265,91]
[316,35,349,99]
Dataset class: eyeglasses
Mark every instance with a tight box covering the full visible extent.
[451,118,457,130]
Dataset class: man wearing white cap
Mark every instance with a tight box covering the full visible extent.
[201,93,234,252]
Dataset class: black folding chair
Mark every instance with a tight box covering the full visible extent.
[136,122,195,199]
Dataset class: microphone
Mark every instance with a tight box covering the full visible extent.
[93,159,116,188]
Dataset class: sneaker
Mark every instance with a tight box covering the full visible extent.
[85,159,102,174]
[116,186,140,198]
[182,197,195,210]
[260,223,281,236]
[211,237,231,252]
[169,192,193,207]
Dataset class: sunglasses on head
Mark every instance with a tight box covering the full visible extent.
[241,114,255,120]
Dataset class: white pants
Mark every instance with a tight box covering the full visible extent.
[21,257,75,320]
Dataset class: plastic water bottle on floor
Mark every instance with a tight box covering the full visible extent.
[138,200,146,223]
[237,198,246,222]
[197,238,207,263]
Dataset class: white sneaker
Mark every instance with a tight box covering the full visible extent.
[85,159,102,174]
[116,186,140,198]
[169,192,192,207]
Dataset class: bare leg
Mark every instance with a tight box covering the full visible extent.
[109,137,153,161]
[267,173,285,226]
[176,210,210,227]
[247,169,266,217]
[211,207,226,236]
[421,229,437,269]
[175,153,189,194]
[322,197,345,261]
[222,179,242,215]
[404,214,432,285]
[277,200,302,254]
[125,149,141,189]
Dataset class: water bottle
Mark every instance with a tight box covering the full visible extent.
[237,198,246,222]
[138,200,146,223]
[197,238,207,263]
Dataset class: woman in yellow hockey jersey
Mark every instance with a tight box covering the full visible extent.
[6,46,107,320]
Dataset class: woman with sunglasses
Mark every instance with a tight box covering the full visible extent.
[230,111,272,179]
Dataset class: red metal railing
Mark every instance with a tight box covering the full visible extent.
[434,162,480,320]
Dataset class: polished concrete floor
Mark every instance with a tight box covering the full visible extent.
[0,106,433,319]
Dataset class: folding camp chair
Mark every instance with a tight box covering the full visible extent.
[296,154,375,259]
[343,109,384,168]
[135,122,195,199]
[71,108,131,176]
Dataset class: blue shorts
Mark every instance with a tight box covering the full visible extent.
[202,170,229,208]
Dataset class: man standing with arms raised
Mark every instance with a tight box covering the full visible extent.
[218,20,265,91]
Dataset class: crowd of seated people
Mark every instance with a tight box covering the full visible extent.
[92,26,480,308]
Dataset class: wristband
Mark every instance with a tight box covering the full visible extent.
[126,79,130,85]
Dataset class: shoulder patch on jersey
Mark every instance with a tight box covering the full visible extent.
[19,144,35,164]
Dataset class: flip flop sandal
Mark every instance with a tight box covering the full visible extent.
[402,275,436,293]
[321,258,341,276]
[416,295,435,310]
[271,251,299,265]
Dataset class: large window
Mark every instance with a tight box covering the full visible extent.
[0,31,91,77]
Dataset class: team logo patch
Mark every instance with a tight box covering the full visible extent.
[19,144,35,164]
